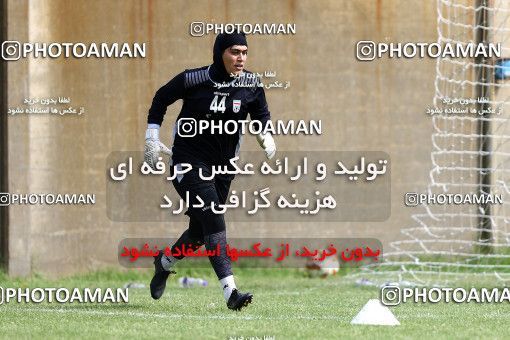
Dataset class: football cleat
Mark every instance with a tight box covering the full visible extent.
[150,251,175,300]
[227,289,253,311]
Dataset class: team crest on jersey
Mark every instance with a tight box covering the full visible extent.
[232,100,241,113]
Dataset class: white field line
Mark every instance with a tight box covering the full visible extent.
[8,307,510,322]
[0,307,347,321]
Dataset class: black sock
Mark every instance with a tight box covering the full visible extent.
[171,229,204,260]
[204,230,233,279]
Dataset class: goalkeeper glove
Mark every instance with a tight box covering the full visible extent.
[256,132,276,160]
[144,127,172,170]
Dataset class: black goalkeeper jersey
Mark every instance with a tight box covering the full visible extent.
[147,65,271,166]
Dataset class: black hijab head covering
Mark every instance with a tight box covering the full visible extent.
[211,32,248,81]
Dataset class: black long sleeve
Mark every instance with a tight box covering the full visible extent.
[147,72,185,126]
[247,86,271,128]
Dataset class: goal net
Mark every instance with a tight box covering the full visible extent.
[354,0,510,286]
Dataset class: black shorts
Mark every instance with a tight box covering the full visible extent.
[171,162,234,239]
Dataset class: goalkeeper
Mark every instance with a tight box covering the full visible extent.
[144,32,276,311]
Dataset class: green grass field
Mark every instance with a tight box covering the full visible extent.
[0,267,509,339]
